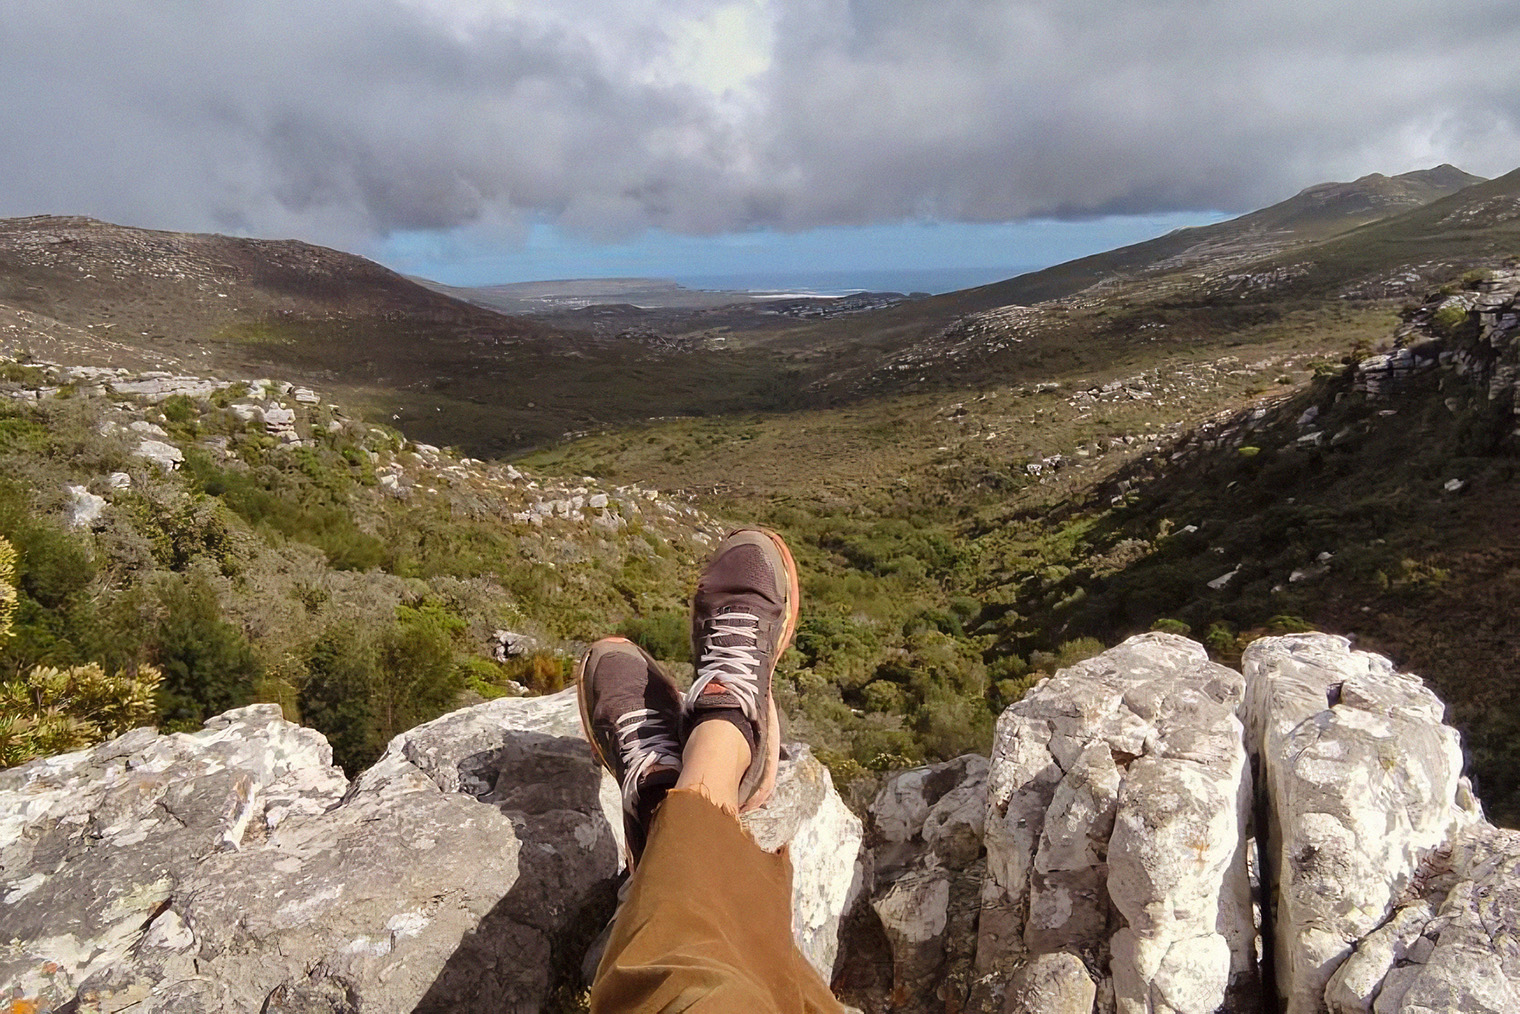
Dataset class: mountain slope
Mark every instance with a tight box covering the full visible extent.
[742,164,1486,383]
[0,217,808,455]
[0,215,549,339]
[964,163,1485,306]
[1251,166,1520,299]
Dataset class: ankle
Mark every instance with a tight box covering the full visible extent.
[674,721,751,810]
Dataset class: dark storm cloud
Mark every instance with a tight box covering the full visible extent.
[1,0,1516,247]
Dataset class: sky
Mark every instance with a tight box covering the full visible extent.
[2,0,1517,289]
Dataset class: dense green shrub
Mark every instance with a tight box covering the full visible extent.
[152,574,260,729]
[299,603,472,772]
[617,610,688,662]
[0,535,163,766]
[300,626,384,773]
[183,451,385,571]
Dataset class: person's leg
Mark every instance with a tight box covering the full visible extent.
[590,720,845,1014]
[583,528,844,1014]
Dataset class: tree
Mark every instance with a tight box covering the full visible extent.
[300,627,383,774]
[0,536,161,767]
[152,574,260,729]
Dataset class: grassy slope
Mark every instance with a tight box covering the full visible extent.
[528,261,1519,821]
[4,168,1515,815]
[1260,167,1520,298]
[738,165,1485,364]
[1027,352,1520,822]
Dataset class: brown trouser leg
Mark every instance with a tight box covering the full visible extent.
[591,789,848,1014]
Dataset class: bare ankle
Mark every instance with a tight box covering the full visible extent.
[674,720,751,811]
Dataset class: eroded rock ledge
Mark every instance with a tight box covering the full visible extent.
[3,632,1514,1013]
[0,689,860,1012]
[847,632,1519,1014]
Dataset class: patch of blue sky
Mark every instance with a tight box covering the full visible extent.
[376,211,1232,294]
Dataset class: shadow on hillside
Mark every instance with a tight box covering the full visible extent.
[411,732,622,1013]
[1016,371,1520,825]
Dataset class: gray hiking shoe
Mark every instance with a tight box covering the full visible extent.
[575,637,684,868]
[685,527,801,811]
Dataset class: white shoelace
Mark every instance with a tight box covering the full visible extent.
[686,610,764,720]
[614,708,682,817]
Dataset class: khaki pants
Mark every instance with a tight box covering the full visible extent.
[591,789,848,1014]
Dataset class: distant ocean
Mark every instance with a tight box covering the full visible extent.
[675,265,1042,297]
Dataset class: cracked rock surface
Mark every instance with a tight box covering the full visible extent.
[0,689,859,1012]
[1242,634,1483,1014]
[978,632,1258,1014]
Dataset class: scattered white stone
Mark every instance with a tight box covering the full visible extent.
[65,485,107,529]
[134,439,183,471]
[108,472,131,489]
[1444,478,1466,493]
[1208,566,1240,590]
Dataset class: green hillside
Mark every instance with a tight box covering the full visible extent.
[2,169,1516,826]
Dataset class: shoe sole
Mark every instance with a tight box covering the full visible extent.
[574,636,656,872]
[725,526,800,813]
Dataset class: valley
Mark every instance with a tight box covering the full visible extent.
[1,163,1517,828]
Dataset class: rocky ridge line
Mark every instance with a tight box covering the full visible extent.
[848,631,1518,1014]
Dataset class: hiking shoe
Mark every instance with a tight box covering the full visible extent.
[686,527,801,811]
[575,637,684,869]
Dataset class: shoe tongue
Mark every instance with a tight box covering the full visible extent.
[595,651,655,719]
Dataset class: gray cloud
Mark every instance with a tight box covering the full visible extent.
[1,0,1516,250]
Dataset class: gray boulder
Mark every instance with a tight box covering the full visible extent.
[1241,634,1481,1014]
[742,744,865,978]
[1323,822,1520,1013]
[0,689,862,1012]
[134,437,184,470]
[64,483,107,529]
[979,632,1257,1014]
[1002,951,1097,1014]
[865,753,987,1011]
[0,698,615,1013]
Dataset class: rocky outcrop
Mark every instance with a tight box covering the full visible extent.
[743,744,865,977]
[1242,634,1481,1014]
[1322,822,1520,1013]
[0,689,859,1012]
[978,632,1257,1014]
[1358,269,1520,439]
[836,631,1519,1014]
[6,631,1518,1014]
